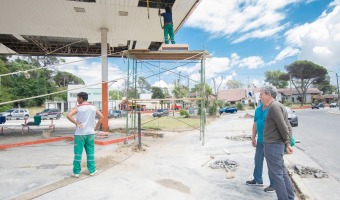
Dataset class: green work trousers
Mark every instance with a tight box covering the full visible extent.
[73,134,96,174]
[163,24,176,44]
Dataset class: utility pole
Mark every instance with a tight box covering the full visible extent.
[336,73,340,110]
[290,74,292,107]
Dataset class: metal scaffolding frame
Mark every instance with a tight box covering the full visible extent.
[122,49,209,145]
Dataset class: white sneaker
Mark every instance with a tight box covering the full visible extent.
[89,170,98,176]
[71,173,80,178]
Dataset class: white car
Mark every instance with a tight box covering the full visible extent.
[8,109,30,120]
[330,103,338,108]
[0,109,16,120]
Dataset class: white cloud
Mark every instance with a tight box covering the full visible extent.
[230,53,265,69]
[284,4,340,68]
[274,46,300,62]
[178,57,231,81]
[152,80,172,89]
[186,0,301,43]
[59,57,126,89]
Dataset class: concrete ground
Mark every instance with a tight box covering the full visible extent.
[1,111,339,200]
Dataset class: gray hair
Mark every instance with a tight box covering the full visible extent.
[262,85,278,98]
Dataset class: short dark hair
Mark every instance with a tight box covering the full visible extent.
[77,92,88,101]
[165,5,172,13]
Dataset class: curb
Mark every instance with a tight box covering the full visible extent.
[284,157,316,200]
[0,135,142,150]
[0,136,73,150]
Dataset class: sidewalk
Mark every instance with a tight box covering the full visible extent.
[0,112,339,199]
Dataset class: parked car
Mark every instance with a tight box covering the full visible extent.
[36,108,62,120]
[330,103,338,108]
[285,107,298,127]
[9,109,30,120]
[109,109,127,118]
[219,106,238,115]
[311,103,325,109]
[0,109,16,120]
[152,109,169,117]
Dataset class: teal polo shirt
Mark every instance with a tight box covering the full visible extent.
[254,104,269,143]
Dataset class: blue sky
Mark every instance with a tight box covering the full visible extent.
[61,0,340,92]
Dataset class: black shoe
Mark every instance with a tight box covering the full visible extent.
[264,185,275,193]
[246,179,263,186]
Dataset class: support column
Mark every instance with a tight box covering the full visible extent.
[101,28,109,131]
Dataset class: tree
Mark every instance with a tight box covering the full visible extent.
[212,76,223,99]
[109,90,123,100]
[225,79,244,89]
[54,71,85,87]
[191,83,212,99]
[265,70,288,88]
[284,60,328,105]
[312,75,337,94]
[172,81,188,98]
[137,76,151,93]
[151,87,165,99]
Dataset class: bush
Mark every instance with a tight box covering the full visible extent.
[283,99,291,106]
[248,101,255,109]
[224,102,231,107]
[180,109,189,118]
[208,100,219,116]
[236,102,244,110]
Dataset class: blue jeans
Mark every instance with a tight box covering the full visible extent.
[264,143,294,200]
[253,142,273,185]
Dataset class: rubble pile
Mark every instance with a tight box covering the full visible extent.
[210,159,239,172]
[243,113,254,118]
[225,134,252,141]
[293,164,329,178]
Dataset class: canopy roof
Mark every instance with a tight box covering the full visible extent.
[0,0,201,57]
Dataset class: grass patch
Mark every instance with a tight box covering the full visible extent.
[141,116,201,131]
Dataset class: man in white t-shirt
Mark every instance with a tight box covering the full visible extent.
[67,92,103,177]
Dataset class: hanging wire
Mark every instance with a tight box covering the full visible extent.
[0,51,206,107]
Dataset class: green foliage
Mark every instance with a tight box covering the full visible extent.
[109,89,123,100]
[137,76,151,93]
[172,81,188,98]
[0,56,72,108]
[224,102,231,107]
[283,99,291,106]
[248,101,255,109]
[208,100,219,116]
[151,87,165,99]
[236,102,244,110]
[225,79,244,89]
[179,109,189,118]
[191,83,212,99]
[216,100,224,108]
[54,71,85,87]
[285,60,328,105]
[265,70,288,89]
[127,88,139,99]
[0,87,14,111]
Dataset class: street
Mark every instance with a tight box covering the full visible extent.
[292,108,340,181]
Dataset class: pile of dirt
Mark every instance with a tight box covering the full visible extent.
[243,113,254,118]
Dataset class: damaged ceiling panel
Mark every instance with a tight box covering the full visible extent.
[0,0,201,57]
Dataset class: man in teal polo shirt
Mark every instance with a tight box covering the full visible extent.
[246,102,275,193]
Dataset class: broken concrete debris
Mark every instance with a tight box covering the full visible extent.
[210,159,239,172]
[293,164,328,178]
[225,134,252,141]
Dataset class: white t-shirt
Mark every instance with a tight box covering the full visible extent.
[75,103,96,135]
